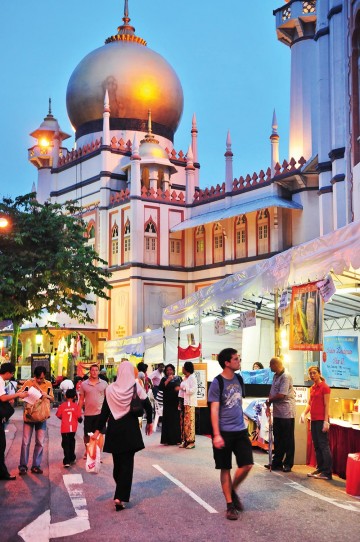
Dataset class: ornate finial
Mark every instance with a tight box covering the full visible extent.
[49,97,52,115]
[105,0,147,46]
[147,109,152,135]
[140,109,159,145]
[272,109,278,135]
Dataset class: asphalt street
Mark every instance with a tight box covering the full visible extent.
[1,407,359,542]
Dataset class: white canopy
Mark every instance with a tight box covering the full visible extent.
[163,220,360,326]
[104,328,163,361]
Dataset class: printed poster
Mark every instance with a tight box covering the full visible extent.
[322,336,359,389]
[193,363,207,407]
[239,310,256,329]
[290,282,323,351]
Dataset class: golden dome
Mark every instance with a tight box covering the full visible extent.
[66,13,183,141]
[139,141,169,160]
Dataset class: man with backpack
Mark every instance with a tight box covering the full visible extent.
[208,348,253,521]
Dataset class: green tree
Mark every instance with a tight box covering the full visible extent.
[0,193,112,364]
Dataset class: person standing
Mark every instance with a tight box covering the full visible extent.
[56,388,83,468]
[266,357,296,473]
[208,348,253,521]
[91,361,153,511]
[159,364,182,446]
[179,361,198,449]
[18,365,54,475]
[0,363,28,481]
[301,365,332,480]
[149,363,165,399]
[78,364,107,458]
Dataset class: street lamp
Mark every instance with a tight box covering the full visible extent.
[0,338,4,357]
[35,328,43,353]
[0,216,10,230]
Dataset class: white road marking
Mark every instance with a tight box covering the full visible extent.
[153,464,218,513]
[286,481,360,512]
[18,474,90,541]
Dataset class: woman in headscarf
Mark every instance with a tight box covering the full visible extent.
[91,361,153,511]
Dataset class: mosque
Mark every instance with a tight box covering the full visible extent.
[20,0,360,371]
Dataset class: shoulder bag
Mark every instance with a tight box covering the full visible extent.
[130,384,143,416]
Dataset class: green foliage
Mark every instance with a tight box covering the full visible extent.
[0,194,112,356]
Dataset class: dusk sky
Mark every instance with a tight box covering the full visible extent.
[0,0,290,199]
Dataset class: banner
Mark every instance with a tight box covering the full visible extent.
[290,282,323,351]
[316,274,336,303]
[194,363,207,407]
[239,310,256,329]
[322,336,359,389]
[214,318,226,335]
[178,343,201,360]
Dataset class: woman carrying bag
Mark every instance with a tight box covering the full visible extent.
[91,361,153,511]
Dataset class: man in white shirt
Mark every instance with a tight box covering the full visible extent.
[149,363,165,399]
[0,363,28,480]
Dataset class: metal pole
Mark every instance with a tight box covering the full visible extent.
[177,324,180,375]
[198,311,203,362]
[162,326,166,363]
[274,290,280,357]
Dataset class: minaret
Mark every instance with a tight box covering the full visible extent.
[274,1,317,160]
[130,132,141,196]
[185,144,195,204]
[191,113,199,183]
[28,99,71,203]
[270,110,279,177]
[224,130,233,193]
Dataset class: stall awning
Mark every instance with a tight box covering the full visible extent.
[163,220,360,326]
[170,196,303,233]
[104,328,163,361]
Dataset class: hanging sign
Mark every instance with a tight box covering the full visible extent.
[193,363,208,407]
[239,310,256,329]
[279,290,289,310]
[290,282,323,351]
[214,318,226,335]
[316,274,336,303]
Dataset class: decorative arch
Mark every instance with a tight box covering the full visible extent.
[144,217,158,264]
[86,220,96,250]
[110,222,119,266]
[123,218,131,263]
[141,167,150,189]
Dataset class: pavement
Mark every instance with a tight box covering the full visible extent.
[1,406,360,542]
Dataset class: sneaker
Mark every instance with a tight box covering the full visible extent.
[31,466,43,474]
[264,464,282,471]
[178,442,186,448]
[64,464,70,468]
[313,472,332,480]
[19,466,28,475]
[307,469,320,478]
[231,490,244,512]
[282,466,292,472]
[185,444,195,449]
[226,504,239,521]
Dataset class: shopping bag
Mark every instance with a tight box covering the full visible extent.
[86,433,104,474]
[24,398,51,423]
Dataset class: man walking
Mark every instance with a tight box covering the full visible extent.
[208,348,253,520]
[0,363,28,480]
[78,364,107,458]
[18,365,54,475]
[266,357,296,472]
[149,363,164,399]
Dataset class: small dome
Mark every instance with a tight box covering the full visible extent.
[139,141,169,160]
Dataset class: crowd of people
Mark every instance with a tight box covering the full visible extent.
[0,352,333,520]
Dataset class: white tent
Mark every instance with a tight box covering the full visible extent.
[163,220,360,326]
[104,328,164,362]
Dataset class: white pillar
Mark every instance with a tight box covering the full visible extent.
[191,113,199,185]
[130,133,141,196]
[103,90,110,147]
[185,145,195,204]
[270,110,279,177]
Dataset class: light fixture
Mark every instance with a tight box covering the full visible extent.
[201,315,217,323]
[39,137,50,148]
[145,325,151,333]
[35,327,43,353]
[0,338,4,356]
[180,324,195,331]
[0,217,9,229]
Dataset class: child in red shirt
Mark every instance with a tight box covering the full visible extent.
[56,388,82,467]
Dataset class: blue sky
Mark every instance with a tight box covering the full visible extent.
[0,1,290,198]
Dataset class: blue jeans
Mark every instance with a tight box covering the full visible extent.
[19,421,47,469]
[311,420,332,476]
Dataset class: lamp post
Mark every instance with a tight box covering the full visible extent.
[35,328,43,353]
[0,338,4,357]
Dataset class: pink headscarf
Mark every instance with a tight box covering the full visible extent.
[106,361,147,420]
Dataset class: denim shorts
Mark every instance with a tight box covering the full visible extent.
[213,429,253,470]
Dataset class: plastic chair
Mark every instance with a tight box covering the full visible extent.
[153,399,163,432]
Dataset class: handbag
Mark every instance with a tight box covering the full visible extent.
[130,384,143,416]
[24,398,51,423]
[0,400,15,423]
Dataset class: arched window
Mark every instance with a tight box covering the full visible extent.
[257,209,270,255]
[123,219,131,264]
[144,218,157,264]
[195,225,205,266]
[110,223,119,266]
[86,221,96,250]
[235,215,247,259]
[169,232,183,267]
[213,222,224,263]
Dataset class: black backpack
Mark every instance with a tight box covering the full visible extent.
[214,373,246,403]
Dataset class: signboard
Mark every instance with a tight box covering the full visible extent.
[294,386,309,405]
[290,282,323,351]
[214,318,226,335]
[316,274,336,303]
[30,353,51,379]
[194,363,207,407]
[279,290,289,310]
[239,310,256,329]
[322,336,359,389]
